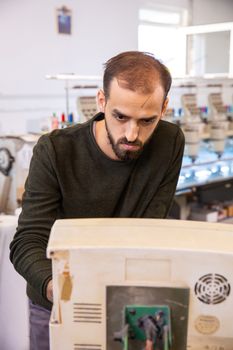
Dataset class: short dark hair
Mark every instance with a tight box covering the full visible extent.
[103,51,172,102]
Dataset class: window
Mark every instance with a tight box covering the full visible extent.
[182,22,233,77]
[138,8,187,77]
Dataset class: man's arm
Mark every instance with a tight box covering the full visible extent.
[9,134,61,303]
[143,127,185,218]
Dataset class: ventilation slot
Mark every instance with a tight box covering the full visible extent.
[73,303,102,324]
[194,273,231,304]
[73,344,102,350]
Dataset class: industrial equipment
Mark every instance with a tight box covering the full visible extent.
[0,135,39,214]
[76,95,98,122]
[47,218,233,350]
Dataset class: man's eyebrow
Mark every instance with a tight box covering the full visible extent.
[112,108,158,120]
[112,108,130,118]
[140,115,158,121]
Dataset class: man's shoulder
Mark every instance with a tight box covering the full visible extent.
[158,119,181,133]
[37,113,104,150]
[38,119,92,146]
[51,119,91,139]
[155,120,184,141]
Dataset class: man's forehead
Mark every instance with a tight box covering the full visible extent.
[109,77,164,98]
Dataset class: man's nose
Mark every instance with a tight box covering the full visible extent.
[125,121,139,142]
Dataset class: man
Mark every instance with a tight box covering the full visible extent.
[10,51,184,349]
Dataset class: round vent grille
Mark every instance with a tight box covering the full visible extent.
[194,273,231,304]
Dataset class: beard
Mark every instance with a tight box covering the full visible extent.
[105,120,144,161]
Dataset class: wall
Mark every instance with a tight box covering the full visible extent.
[0,0,191,133]
[0,0,232,134]
[0,0,139,133]
[192,0,233,25]
[0,0,140,95]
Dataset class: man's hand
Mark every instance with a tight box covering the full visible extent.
[46,279,53,302]
[145,339,154,350]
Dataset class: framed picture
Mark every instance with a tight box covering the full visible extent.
[56,6,72,35]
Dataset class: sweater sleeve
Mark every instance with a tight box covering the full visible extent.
[143,127,185,218]
[9,134,61,302]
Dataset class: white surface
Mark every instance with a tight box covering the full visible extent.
[48,218,233,350]
[0,215,29,350]
[48,218,233,252]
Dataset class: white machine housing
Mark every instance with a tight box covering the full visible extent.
[76,95,98,122]
[0,135,38,213]
[47,218,233,350]
[181,93,204,131]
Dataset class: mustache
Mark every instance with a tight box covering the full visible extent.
[118,137,143,147]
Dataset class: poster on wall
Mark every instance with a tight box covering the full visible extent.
[56,6,72,35]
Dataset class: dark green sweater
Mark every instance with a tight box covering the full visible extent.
[10,113,184,310]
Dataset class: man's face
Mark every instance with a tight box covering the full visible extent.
[97,78,168,161]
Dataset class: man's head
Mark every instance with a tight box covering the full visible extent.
[96,51,172,161]
[103,51,172,103]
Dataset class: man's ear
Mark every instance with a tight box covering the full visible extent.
[161,97,169,119]
[97,89,106,112]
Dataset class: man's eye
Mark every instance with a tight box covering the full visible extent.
[113,114,126,121]
[140,118,156,125]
